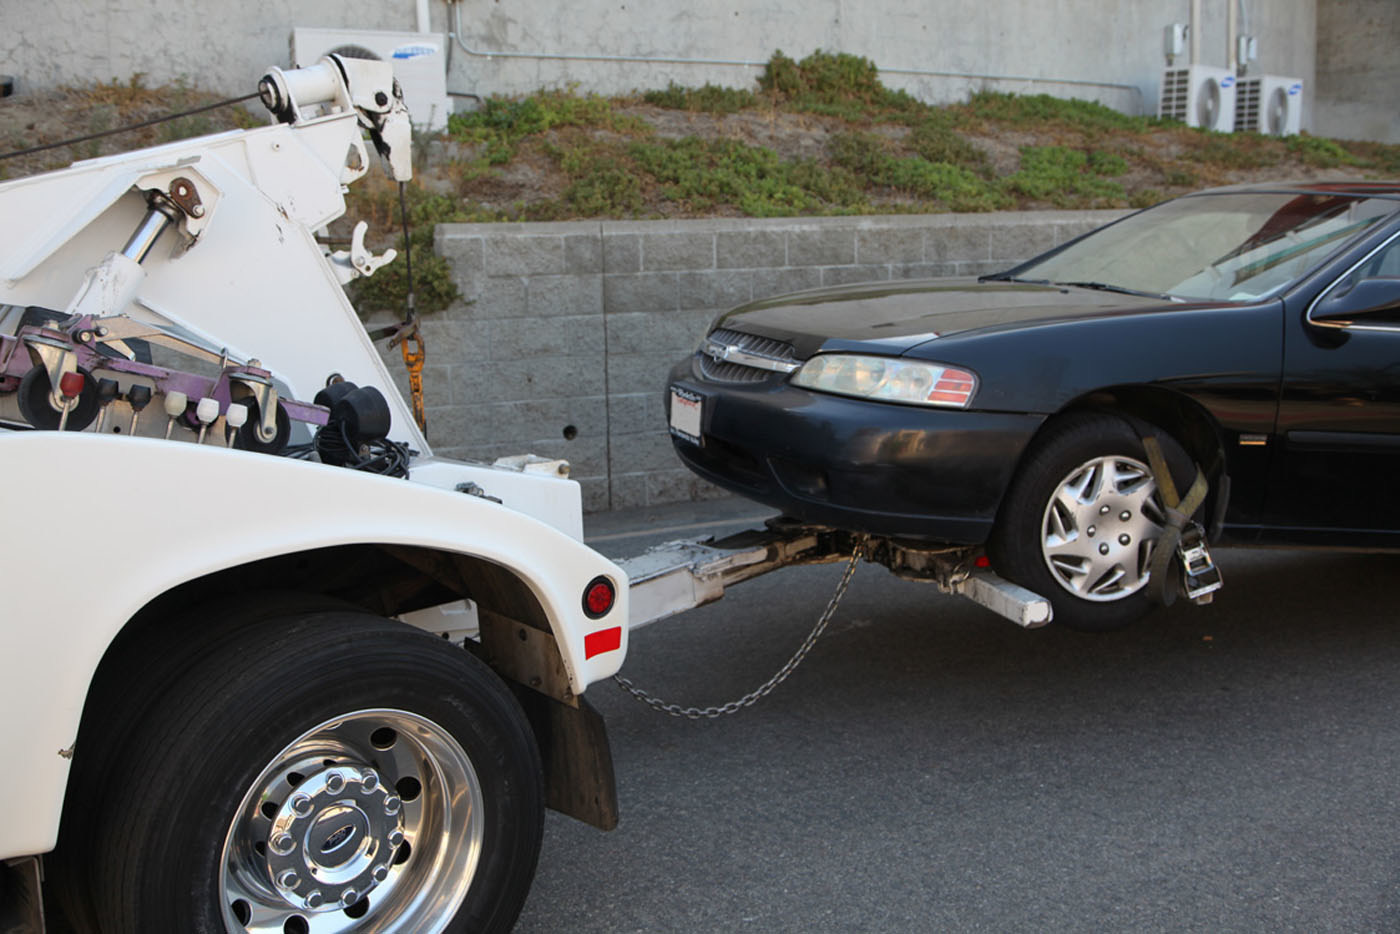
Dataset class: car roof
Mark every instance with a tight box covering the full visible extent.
[1189,180,1400,200]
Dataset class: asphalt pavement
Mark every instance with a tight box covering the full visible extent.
[514,498,1400,933]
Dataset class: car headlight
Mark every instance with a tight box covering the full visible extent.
[790,354,978,408]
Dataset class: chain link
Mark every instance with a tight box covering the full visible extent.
[613,537,867,719]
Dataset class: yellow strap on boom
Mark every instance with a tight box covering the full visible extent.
[394,324,427,435]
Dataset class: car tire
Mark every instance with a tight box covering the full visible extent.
[988,412,1199,632]
[78,609,543,934]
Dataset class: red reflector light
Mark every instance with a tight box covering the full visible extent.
[584,626,622,659]
[58,371,86,398]
[975,554,991,568]
[582,576,615,618]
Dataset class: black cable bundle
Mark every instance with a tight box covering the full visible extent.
[284,382,413,478]
[313,420,413,478]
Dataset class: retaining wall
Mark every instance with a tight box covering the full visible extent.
[377,210,1128,512]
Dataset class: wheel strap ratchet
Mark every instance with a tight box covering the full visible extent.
[1142,435,1221,605]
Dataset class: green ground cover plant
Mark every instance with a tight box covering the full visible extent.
[435,49,1396,229]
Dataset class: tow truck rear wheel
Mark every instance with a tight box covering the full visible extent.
[83,610,543,934]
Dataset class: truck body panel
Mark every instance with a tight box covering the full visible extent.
[0,431,627,860]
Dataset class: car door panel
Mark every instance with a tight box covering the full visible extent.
[1266,229,1400,539]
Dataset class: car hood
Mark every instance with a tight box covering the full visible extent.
[712,278,1184,358]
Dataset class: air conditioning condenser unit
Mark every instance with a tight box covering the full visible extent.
[1159,65,1237,132]
[293,27,450,131]
[1234,75,1304,135]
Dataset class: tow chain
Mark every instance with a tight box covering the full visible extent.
[613,537,867,719]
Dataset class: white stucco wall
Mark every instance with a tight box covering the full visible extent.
[1,0,1320,128]
[1314,0,1399,143]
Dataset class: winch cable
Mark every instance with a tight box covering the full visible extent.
[613,537,867,719]
[364,181,430,434]
[0,93,260,162]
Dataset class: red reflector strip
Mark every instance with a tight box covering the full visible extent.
[584,626,623,659]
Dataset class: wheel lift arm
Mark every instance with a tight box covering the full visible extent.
[619,523,1052,631]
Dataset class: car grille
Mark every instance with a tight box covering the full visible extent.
[697,328,798,384]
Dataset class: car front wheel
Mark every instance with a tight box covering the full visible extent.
[988,413,1198,631]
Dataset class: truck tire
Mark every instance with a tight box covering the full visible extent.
[50,593,363,931]
[84,609,543,934]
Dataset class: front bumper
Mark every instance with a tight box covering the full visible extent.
[667,357,1045,543]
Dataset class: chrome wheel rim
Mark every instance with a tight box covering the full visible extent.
[1040,454,1166,602]
[220,708,483,933]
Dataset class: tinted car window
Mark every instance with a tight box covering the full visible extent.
[1020,192,1398,302]
[1353,233,1400,279]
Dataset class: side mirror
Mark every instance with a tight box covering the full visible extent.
[1312,276,1400,327]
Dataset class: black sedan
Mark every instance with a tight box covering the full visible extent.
[667,182,1400,630]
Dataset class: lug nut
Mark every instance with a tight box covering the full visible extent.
[1086,525,1096,537]
[1099,505,1110,514]
[291,795,313,817]
[372,864,390,883]
[383,795,401,816]
[304,889,324,910]
[324,771,345,794]
[340,888,359,908]
[1119,534,1131,546]
[1120,510,1131,521]
[360,771,379,794]
[387,829,405,848]
[1098,543,1110,555]
[276,870,301,890]
[270,832,296,855]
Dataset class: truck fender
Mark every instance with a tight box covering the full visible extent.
[0,432,627,858]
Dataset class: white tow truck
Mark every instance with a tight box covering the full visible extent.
[0,56,637,934]
[0,56,1062,934]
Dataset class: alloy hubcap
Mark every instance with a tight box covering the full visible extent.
[263,765,400,911]
[1040,454,1166,601]
[220,708,484,933]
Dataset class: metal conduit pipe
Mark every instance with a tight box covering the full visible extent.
[1191,0,1203,65]
[1228,0,1239,70]
[445,0,1145,112]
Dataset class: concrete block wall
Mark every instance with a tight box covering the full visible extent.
[393,210,1126,512]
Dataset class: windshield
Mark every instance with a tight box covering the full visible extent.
[1016,191,1398,302]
